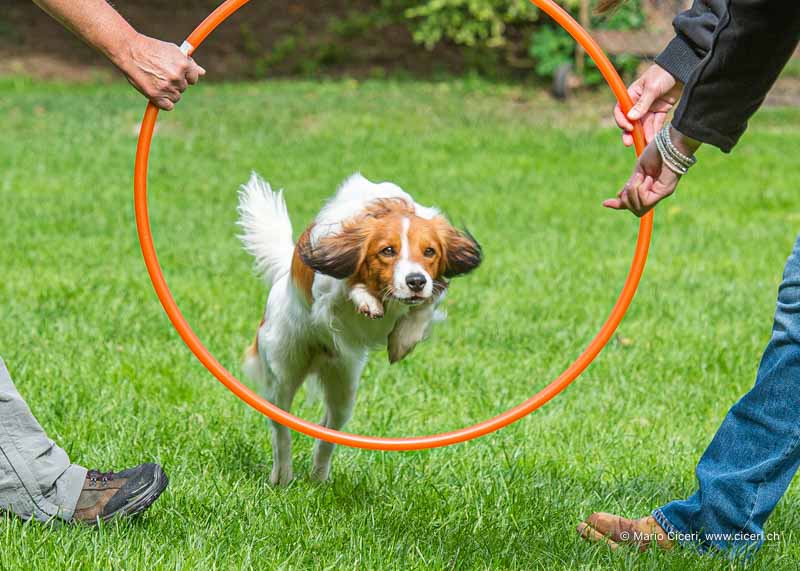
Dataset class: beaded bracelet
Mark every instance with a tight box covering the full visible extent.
[655,124,697,175]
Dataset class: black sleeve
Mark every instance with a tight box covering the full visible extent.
[655,0,727,84]
[671,1,800,152]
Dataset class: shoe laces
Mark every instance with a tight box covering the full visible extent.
[87,469,115,487]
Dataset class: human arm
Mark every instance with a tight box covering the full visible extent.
[669,0,800,152]
[606,0,800,216]
[654,0,725,84]
[611,0,723,146]
[32,0,205,110]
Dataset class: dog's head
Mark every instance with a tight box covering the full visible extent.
[298,197,481,304]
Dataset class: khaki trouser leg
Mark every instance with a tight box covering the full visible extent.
[0,357,86,522]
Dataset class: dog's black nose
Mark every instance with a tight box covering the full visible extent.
[406,273,427,292]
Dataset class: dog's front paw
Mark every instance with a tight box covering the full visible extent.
[350,284,384,319]
[270,464,294,487]
[357,300,384,320]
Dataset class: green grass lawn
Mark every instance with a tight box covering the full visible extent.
[1,75,799,569]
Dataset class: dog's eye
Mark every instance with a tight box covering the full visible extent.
[423,247,436,258]
[380,246,396,257]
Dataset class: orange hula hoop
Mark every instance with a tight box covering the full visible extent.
[133,0,650,451]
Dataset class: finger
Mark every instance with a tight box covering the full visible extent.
[619,80,643,122]
[614,103,633,132]
[631,172,649,212]
[627,86,659,121]
[606,177,634,211]
[635,176,654,214]
[643,115,656,144]
[187,58,205,83]
[186,66,200,85]
[641,192,661,210]
[154,97,175,111]
[623,189,638,214]
[165,90,182,104]
[622,132,634,147]
[653,113,667,135]
[174,77,189,93]
[624,174,643,213]
[618,190,633,213]
[638,189,662,216]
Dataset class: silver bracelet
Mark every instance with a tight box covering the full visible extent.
[655,131,687,175]
[655,124,697,175]
[662,125,696,168]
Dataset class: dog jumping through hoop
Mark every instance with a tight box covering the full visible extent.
[237,173,482,485]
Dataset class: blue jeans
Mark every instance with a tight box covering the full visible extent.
[653,234,800,556]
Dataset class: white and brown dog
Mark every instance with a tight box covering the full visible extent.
[238,173,481,485]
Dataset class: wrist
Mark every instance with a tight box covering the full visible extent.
[655,123,698,176]
[651,63,682,90]
[106,29,142,74]
[655,36,702,85]
[669,125,701,156]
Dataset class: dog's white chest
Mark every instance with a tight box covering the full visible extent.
[329,298,408,349]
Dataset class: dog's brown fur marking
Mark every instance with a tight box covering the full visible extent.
[295,197,481,300]
[246,315,265,359]
[292,228,315,304]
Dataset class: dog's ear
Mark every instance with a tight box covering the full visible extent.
[445,229,482,278]
[438,220,482,278]
[297,223,367,280]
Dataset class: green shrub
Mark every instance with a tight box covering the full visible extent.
[526,0,643,83]
[399,0,541,48]
[389,0,646,80]
[526,24,573,78]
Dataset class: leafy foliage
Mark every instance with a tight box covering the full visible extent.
[387,0,646,80]
[527,24,573,78]
[397,0,541,49]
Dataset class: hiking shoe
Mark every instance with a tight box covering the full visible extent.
[72,463,168,525]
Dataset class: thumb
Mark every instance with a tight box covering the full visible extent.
[602,198,623,209]
[627,86,658,121]
[188,57,206,76]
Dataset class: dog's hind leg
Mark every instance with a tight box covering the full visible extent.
[262,361,308,487]
[311,352,366,482]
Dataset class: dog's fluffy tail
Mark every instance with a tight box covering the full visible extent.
[237,172,295,285]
